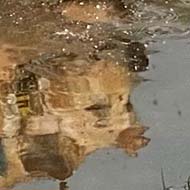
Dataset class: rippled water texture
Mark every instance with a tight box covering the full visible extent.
[0,0,189,190]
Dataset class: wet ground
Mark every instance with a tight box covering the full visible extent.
[0,0,190,190]
[63,38,190,190]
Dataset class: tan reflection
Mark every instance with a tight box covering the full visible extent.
[0,0,150,189]
[0,51,150,188]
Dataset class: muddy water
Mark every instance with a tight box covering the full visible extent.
[0,0,190,190]
[0,1,150,189]
[67,2,190,190]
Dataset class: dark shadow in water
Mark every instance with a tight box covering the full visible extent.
[0,140,7,176]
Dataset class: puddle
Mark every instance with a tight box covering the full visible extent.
[68,38,190,190]
[130,38,190,190]
[0,0,189,190]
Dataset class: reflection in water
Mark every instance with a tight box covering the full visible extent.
[0,1,151,189]
[161,168,190,190]
[59,181,69,190]
[0,141,6,176]
[0,0,189,189]
[0,50,150,188]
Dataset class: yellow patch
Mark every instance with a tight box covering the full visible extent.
[16,93,30,117]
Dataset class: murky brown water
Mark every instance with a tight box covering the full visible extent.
[0,0,189,190]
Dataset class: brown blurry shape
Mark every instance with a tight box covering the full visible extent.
[116,126,150,157]
[60,181,69,190]
[61,0,127,23]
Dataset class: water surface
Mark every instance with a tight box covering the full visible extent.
[66,38,190,190]
[2,0,190,190]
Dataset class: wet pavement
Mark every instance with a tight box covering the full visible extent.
[14,43,190,188]
[61,38,190,190]
[1,0,190,190]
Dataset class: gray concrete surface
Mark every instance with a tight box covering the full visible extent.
[13,179,58,190]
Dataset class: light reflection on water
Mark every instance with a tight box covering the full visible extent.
[66,39,190,190]
[14,39,190,190]
[1,0,190,190]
